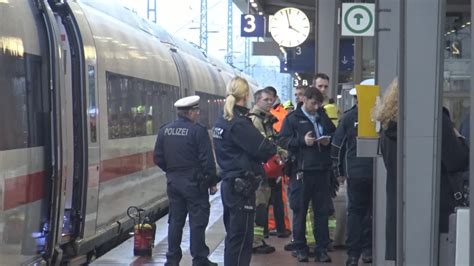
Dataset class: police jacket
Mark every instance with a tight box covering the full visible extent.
[279,105,336,172]
[213,105,277,180]
[154,116,216,180]
[330,105,373,179]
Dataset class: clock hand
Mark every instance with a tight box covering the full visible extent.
[290,27,301,34]
[286,10,291,28]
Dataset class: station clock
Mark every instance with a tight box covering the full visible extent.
[269,7,311,48]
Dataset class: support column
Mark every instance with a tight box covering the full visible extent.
[374,0,400,264]
[315,0,339,98]
[401,0,445,265]
[470,2,474,265]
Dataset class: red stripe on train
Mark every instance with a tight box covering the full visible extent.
[3,151,157,210]
[4,171,45,210]
[99,151,156,183]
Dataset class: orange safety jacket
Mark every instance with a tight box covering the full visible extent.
[270,104,288,133]
[269,103,291,231]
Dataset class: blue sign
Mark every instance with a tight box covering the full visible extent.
[241,14,265,37]
[339,39,354,72]
[280,41,315,74]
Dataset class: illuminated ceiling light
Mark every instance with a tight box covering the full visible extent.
[258,12,263,15]
[250,0,255,2]
[251,2,257,8]
[466,22,471,25]
[284,67,288,71]
[450,30,455,33]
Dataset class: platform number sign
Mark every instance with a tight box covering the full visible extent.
[341,3,375,36]
[241,14,265,37]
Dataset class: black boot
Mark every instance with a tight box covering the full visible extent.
[315,251,332,263]
[346,256,359,266]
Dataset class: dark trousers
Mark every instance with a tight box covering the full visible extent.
[221,179,255,266]
[288,175,301,240]
[166,179,210,264]
[346,177,373,258]
[291,170,331,252]
[267,179,286,234]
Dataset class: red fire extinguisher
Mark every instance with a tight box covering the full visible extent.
[127,206,156,256]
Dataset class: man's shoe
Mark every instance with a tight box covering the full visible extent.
[192,259,218,266]
[361,252,372,263]
[277,230,291,238]
[284,241,296,251]
[252,241,276,254]
[315,251,332,263]
[326,240,335,252]
[164,261,179,266]
[346,256,359,266]
[296,250,309,262]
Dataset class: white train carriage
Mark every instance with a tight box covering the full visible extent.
[0,0,258,264]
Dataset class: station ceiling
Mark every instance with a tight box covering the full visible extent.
[234,0,315,22]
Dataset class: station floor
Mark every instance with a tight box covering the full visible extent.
[92,192,364,265]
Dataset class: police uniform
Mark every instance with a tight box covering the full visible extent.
[213,105,277,266]
[330,95,373,265]
[154,95,218,266]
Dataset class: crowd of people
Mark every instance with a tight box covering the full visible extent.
[153,74,469,266]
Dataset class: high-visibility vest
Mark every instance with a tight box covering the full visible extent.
[324,103,339,127]
[270,104,288,133]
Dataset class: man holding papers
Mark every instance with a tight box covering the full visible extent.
[279,86,336,263]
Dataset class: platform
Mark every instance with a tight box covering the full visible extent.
[92,192,365,266]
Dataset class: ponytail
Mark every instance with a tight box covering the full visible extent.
[223,77,250,121]
[224,94,236,121]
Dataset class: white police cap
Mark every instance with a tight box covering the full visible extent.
[349,78,375,96]
[174,95,200,109]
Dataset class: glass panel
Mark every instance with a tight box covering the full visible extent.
[106,71,180,139]
[88,66,97,143]
[0,52,46,151]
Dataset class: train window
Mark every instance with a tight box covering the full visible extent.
[88,66,97,143]
[106,71,179,139]
[195,91,225,129]
[0,52,48,151]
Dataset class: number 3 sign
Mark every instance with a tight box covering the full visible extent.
[241,14,265,37]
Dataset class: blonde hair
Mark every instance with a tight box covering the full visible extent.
[374,78,399,129]
[223,76,249,121]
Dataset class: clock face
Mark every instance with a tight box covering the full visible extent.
[269,7,310,47]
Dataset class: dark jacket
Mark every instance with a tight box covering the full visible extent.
[279,105,336,172]
[331,105,374,178]
[381,108,469,261]
[154,116,216,181]
[213,105,277,180]
[380,121,397,261]
[440,107,469,232]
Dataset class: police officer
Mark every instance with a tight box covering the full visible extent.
[154,95,219,266]
[279,86,336,263]
[213,77,277,266]
[330,82,374,266]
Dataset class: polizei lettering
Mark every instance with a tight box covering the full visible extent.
[164,127,189,136]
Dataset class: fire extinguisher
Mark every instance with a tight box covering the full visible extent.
[127,206,156,256]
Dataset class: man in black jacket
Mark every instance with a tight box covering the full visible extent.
[330,87,373,266]
[279,87,336,263]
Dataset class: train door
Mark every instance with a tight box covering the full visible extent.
[170,49,191,97]
[52,3,102,260]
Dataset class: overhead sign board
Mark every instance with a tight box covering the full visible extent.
[341,3,375,36]
[241,14,265,37]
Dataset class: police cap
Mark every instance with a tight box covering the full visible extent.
[174,95,200,110]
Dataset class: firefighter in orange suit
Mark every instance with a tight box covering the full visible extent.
[265,86,292,236]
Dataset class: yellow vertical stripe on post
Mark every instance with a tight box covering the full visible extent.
[356,85,380,137]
